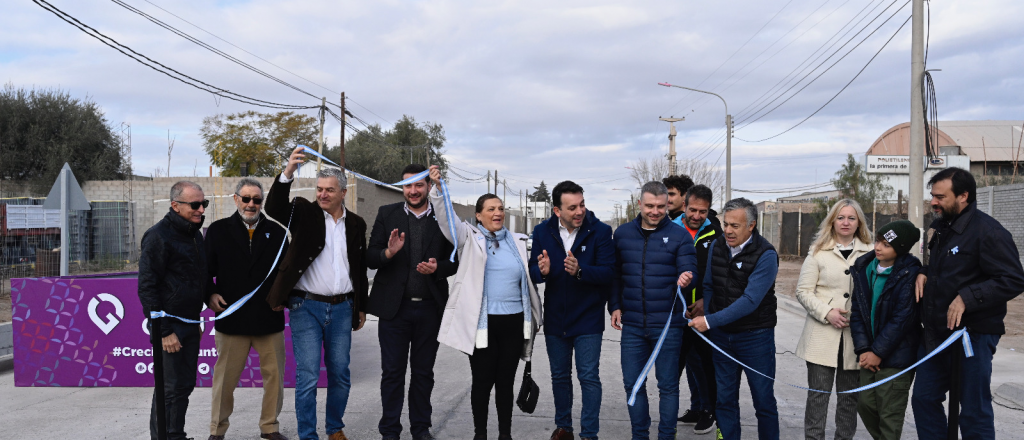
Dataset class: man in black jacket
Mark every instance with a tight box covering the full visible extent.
[138,180,208,440]
[366,164,458,440]
[911,168,1024,439]
[205,178,289,440]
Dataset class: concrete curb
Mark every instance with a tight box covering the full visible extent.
[0,354,11,373]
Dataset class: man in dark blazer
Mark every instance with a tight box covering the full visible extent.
[205,178,289,440]
[264,147,369,440]
[366,164,458,440]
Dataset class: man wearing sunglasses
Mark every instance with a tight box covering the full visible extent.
[265,146,369,440]
[139,181,209,440]
[204,178,289,440]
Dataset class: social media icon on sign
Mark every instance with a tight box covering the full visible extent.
[136,363,148,374]
[198,363,210,375]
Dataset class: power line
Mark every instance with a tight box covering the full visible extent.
[736,0,905,128]
[736,10,912,143]
[112,0,323,102]
[137,0,340,96]
[731,0,889,122]
[32,0,317,110]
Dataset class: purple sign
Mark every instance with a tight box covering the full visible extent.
[10,274,328,387]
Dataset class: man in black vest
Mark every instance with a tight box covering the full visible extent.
[366,164,458,440]
[205,178,289,440]
[689,198,779,440]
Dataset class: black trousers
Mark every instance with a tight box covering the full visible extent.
[678,324,718,417]
[150,322,201,440]
[469,313,525,436]
[378,298,442,438]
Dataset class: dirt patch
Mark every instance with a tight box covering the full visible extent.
[1,282,10,323]
[773,258,1024,351]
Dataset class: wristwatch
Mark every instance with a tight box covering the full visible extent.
[575,267,582,281]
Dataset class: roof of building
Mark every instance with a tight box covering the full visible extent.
[866,120,1023,162]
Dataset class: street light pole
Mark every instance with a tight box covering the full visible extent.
[658,83,732,201]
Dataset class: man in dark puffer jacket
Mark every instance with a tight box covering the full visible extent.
[609,181,697,440]
[138,181,208,440]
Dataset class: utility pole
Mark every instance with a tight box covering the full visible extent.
[909,0,925,241]
[494,170,499,198]
[502,179,507,207]
[317,97,327,172]
[339,92,346,169]
[659,116,684,175]
[658,83,731,200]
[487,171,491,194]
[166,130,175,177]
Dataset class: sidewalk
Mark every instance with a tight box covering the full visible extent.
[2,294,1024,439]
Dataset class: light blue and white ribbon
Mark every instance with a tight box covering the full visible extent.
[300,145,459,262]
[149,230,287,324]
[627,285,974,405]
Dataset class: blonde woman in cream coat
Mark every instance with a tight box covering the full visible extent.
[795,199,873,440]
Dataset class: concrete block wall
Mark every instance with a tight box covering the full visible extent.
[977,183,1024,264]
[0,322,11,357]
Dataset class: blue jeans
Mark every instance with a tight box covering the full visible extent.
[289,296,353,440]
[546,333,603,439]
[620,324,683,440]
[709,327,779,440]
[912,333,999,440]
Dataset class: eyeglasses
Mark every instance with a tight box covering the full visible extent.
[236,195,263,205]
[174,199,210,210]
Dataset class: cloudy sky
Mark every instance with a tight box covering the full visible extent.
[4,0,1023,220]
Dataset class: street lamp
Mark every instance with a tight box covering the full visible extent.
[658,82,733,201]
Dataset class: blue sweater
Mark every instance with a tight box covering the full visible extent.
[701,238,779,329]
[483,227,526,315]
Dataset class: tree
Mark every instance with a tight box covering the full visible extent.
[628,154,725,206]
[529,181,550,203]
[200,110,318,177]
[0,84,123,190]
[324,115,448,183]
[814,153,893,223]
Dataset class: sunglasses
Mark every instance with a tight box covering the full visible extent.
[236,195,263,205]
[174,199,210,210]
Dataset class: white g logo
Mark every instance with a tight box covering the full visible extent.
[88,293,124,335]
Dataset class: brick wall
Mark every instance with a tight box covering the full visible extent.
[976,183,1024,265]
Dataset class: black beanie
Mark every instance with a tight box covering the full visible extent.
[877,220,920,255]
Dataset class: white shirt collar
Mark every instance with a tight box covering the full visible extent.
[404,202,433,219]
[729,234,753,258]
[322,206,347,223]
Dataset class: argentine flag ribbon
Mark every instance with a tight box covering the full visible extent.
[628,285,975,405]
[299,145,459,262]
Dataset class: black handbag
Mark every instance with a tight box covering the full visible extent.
[516,361,540,414]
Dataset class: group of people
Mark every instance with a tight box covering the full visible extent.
[794,167,1024,440]
[136,144,1023,440]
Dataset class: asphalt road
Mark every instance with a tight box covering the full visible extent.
[3,289,1024,439]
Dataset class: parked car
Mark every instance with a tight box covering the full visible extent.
[527,233,533,251]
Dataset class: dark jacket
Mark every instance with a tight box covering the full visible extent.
[528,211,616,337]
[671,216,723,305]
[204,212,289,336]
[138,209,207,340]
[921,203,1024,350]
[610,215,698,329]
[850,251,922,369]
[704,230,779,332]
[365,202,458,319]
[264,174,369,329]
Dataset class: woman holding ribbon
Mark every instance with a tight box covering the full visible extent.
[795,199,873,440]
[428,165,542,440]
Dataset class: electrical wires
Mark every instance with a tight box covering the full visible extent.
[32,0,318,110]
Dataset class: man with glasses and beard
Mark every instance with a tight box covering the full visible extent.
[911,167,1024,439]
[366,164,458,440]
[204,178,290,440]
[139,181,208,440]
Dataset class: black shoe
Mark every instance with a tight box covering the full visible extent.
[677,408,701,424]
[694,411,716,435]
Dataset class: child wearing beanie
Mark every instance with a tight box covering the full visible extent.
[848,220,922,439]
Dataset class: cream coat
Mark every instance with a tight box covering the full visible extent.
[430,187,543,361]
[794,239,872,370]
